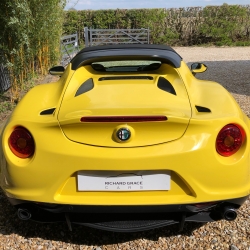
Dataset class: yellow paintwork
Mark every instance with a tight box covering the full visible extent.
[0,60,249,206]
[59,64,191,147]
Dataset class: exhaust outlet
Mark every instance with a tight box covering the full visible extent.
[17,208,32,220]
[221,207,237,221]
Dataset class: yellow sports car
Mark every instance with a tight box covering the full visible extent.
[0,44,249,232]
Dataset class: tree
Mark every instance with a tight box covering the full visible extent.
[0,0,66,101]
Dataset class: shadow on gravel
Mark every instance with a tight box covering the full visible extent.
[187,60,250,96]
[0,188,204,245]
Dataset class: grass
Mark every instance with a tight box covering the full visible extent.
[0,100,15,113]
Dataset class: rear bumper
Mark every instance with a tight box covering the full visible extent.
[8,195,248,232]
[1,116,250,206]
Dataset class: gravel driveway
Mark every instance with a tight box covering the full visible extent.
[175,47,250,118]
[0,47,249,250]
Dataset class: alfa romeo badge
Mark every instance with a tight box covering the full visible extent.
[116,128,131,141]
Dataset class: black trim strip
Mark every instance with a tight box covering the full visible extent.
[76,44,180,54]
[71,45,182,70]
[8,196,248,213]
[99,76,153,81]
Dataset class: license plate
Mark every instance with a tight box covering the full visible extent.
[77,171,171,191]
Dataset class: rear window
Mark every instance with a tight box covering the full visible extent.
[91,60,161,72]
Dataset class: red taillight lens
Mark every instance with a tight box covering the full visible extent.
[216,124,245,157]
[8,127,35,158]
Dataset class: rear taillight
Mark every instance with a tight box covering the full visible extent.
[8,127,35,158]
[216,124,245,157]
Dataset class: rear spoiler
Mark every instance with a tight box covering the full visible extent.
[71,46,182,70]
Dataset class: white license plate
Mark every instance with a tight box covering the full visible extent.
[77,171,171,191]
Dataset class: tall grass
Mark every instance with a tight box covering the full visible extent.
[0,0,66,101]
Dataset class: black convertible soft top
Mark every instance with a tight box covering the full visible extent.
[70,44,182,70]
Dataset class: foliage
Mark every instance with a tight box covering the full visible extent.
[199,4,250,45]
[165,7,204,46]
[63,9,179,46]
[0,0,66,101]
[0,4,249,102]
[0,100,15,113]
[63,5,250,47]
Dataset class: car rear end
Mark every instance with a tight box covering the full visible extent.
[1,45,249,232]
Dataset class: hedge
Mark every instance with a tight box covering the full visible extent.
[0,3,249,101]
[63,4,250,47]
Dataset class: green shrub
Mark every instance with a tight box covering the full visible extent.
[199,4,249,45]
[63,5,250,47]
[0,0,66,101]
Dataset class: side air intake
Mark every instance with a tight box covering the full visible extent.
[157,77,176,95]
[195,106,211,113]
[40,108,56,115]
[75,78,94,97]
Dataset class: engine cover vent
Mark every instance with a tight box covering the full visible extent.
[157,77,176,95]
[99,76,153,81]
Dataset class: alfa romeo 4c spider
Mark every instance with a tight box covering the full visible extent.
[0,44,249,232]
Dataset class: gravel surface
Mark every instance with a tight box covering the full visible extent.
[175,47,250,118]
[0,47,250,249]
